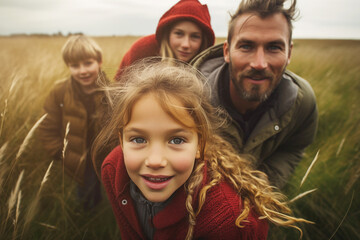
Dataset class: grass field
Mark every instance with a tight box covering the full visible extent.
[0,36,359,239]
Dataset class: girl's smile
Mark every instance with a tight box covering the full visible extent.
[142,174,174,190]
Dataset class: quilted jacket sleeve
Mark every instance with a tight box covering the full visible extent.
[37,82,66,159]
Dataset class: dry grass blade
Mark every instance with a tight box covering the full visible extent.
[329,191,355,240]
[0,142,9,194]
[61,122,70,204]
[289,188,317,203]
[0,167,6,195]
[12,190,22,240]
[39,161,53,192]
[0,72,18,136]
[0,142,9,163]
[345,166,360,194]
[15,190,22,225]
[79,150,87,163]
[300,150,320,187]
[23,161,54,234]
[38,222,57,230]
[7,170,24,219]
[9,72,21,95]
[0,99,8,138]
[62,122,70,159]
[336,138,346,157]
[16,114,47,160]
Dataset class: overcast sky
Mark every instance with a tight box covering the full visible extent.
[1,0,359,39]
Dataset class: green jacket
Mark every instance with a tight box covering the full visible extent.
[38,72,108,184]
[191,44,318,188]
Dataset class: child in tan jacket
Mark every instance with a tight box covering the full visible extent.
[38,35,108,210]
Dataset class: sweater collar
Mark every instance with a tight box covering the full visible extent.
[111,146,208,230]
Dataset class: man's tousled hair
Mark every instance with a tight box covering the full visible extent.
[227,0,298,44]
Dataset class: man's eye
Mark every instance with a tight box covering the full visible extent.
[131,137,146,144]
[268,45,282,51]
[238,44,252,50]
[169,138,185,145]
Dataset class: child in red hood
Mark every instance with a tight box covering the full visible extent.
[114,0,215,81]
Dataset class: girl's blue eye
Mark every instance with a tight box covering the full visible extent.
[170,138,184,145]
[131,137,146,144]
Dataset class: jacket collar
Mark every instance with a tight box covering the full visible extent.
[203,59,298,119]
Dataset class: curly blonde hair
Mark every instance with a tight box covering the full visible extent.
[92,58,311,239]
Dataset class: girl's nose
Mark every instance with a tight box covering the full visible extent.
[145,145,167,169]
[180,36,190,48]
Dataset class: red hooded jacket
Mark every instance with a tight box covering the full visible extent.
[101,146,268,240]
[114,0,215,81]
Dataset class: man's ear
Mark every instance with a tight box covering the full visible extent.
[287,41,293,65]
[223,40,230,63]
[223,41,230,63]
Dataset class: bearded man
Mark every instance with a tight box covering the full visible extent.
[191,0,318,189]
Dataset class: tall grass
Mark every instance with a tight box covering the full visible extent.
[274,39,360,239]
[0,36,359,239]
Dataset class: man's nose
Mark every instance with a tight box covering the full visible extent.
[250,48,268,70]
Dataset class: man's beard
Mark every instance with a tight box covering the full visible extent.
[229,63,284,102]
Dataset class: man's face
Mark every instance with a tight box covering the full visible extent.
[224,13,293,102]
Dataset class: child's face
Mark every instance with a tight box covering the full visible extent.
[122,93,199,203]
[169,20,203,63]
[68,58,101,92]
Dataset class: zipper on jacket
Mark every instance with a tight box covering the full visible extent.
[146,201,155,240]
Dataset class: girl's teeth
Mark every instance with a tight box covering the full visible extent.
[146,177,170,182]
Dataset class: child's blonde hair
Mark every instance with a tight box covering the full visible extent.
[93,58,311,239]
[62,35,103,65]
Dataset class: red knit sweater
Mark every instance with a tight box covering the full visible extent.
[101,146,268,240]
